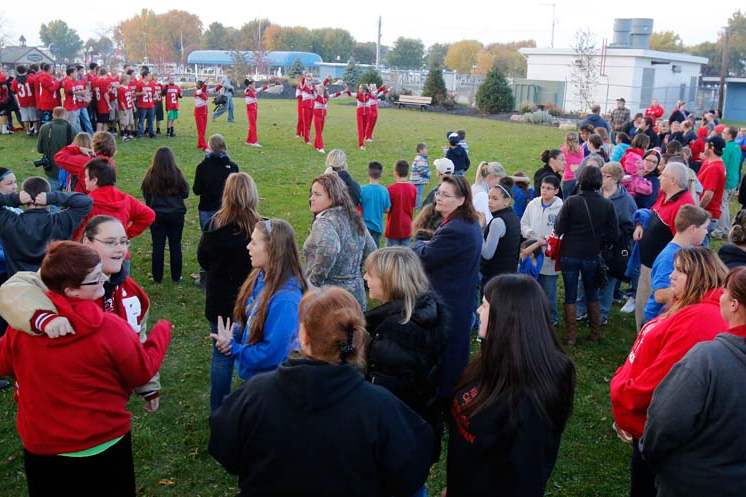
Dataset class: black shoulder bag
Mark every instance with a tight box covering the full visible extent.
[580,197,609,289]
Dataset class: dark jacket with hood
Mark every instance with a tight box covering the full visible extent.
[192,152,239,212]
[208,358,433,497]
[642,330,746,497]
[718,243,746,270]
[446,145,470,174]
[365,291,448,459]
[197,221,252,323]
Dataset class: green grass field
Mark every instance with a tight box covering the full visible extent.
[0,98,637,496]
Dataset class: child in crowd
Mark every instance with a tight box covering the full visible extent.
[510,171,533,218]
[446,132,470,176]
[410,143,430,209]
[385,160,417,247]
[518,239,544,280]
[480,179,521,290]
[456,129,468,154]
[360,161,390,247]
[611,132,631,162]
[560,131,583,198]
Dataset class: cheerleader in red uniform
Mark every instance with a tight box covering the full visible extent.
[243,79,279,148]
[295,77,304,138]
[300,75,316,144]
[345,85,369,150]
[312,84,345,154]
[194,80,209,150]
[365,84,388,142]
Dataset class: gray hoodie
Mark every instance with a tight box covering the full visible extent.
[642,332,746,497]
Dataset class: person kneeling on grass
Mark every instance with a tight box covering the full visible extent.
[0,241,172,497]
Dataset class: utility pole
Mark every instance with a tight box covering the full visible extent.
[541,3,557,48]
[180,31,184,67]
[376,16,382,69]
[718,27,729,117]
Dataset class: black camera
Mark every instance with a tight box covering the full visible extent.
[33,156,50,168]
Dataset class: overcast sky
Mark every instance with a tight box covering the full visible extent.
[2,1,742,51]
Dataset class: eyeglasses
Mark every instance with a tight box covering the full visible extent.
[434,190,457,199]
[80,273,109,286]
[93,238,130,248]
[644,158,659,164]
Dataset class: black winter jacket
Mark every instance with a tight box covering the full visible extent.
[192,153,239,211]
[209,358,433,497]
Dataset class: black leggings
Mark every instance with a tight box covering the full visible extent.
[150,212,185,282]
[631,438,657,497]
[24,432,135,497]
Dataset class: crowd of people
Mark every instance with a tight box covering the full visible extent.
[1,80,746,497]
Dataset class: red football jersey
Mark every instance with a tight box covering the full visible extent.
[164,85,181,111]
[11,77,35,107]
[136,81,155,109]
[153,82,163,102]
[95,78,112,114]
[117,85,133,110]
[62,77,80,111]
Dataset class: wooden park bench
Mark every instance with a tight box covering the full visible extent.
[396,95,432,110]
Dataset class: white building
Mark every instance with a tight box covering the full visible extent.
[519,19,708,114]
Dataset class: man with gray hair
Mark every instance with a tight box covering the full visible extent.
[632,161,695,331]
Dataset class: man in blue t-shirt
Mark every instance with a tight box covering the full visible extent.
[360,161,391,246]
[644,205,710,322]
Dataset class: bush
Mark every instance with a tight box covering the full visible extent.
[524,110,554,125]
[343,58,362,89]
[476,65,515,114]
[359,69,383,87]
[288,59,304,78]
[519,102,536,113]
[422,64,447,105]
[544,102,562,117]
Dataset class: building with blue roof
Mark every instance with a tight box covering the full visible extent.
[187,50,323,74]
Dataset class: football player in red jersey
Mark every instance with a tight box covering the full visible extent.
[163,76,182,137]
[117,73,136,141]
[94,67,112,133]
[11,65,37,136]
[86,62,99,129]
[153,77,164,135]
[62,65,85,133]
[34,63,60,124]
[136,73,156,138]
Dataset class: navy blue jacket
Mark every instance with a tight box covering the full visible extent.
[579,114,610,131]
[446,146,471,174]
[414,216,482,397]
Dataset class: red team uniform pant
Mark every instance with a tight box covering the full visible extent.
[356,108,368,147]
[365,109,378,140]
[313,110,326,150]
[195,106,208,150]
[246,104,258,144]
[296,97,304,137]
[302,104,314,143]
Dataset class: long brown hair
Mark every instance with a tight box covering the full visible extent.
[440,175,479,223]
[211,172,260,237]
[233,219,308,344]
[298,287,368,369]
[312,173,365,235]
[665,246,727,316]
[141,147,189,197]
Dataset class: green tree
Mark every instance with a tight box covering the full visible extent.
[476,65,515,114]
[687,41,720,76]
[685,10,746,77]
[289,58,304,77]
[422,64,447,105]
[650,31,684,52]
[84,36,115,65]
[386,37,424,69]
[310,28,355,62]
[204,22,238,49]
[359,68,383,86]
[444,40,483,73]
[157,10,203,63]
[343,58,362,89]
[240,18,272,51]
[39,20,83,62]
[352,42,377,65]
[272,26,313,52]
[425,43,450,67]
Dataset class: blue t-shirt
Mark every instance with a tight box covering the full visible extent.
[360,183,391,235]
[644,241,681,321]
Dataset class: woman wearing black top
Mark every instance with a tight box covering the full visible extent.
[447,274,575,497]
[197,172,260,411]
[554,166,619,344]
[141,147,189,283]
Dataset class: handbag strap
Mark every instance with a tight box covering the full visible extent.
[580,196,600,245]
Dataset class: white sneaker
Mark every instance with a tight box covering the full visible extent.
[620,297,635,314]
[316,148,325,153]
[252,143,263,148]
[359,146,366,151]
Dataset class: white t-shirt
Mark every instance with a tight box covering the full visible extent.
[472,183,491,225]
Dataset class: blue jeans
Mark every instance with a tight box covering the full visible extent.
[209,320,241,412]
[387,238,411,247]
[538,274,559,323]
[561,179,577,199]
[199,210,217,231]
[577,276,617,321]
[138,107,155,136]
[65,109,81,134]
[561,256,600,304]
[414,184,426,209]
[79,108,93,133]
[704,218,718,247]
[213,96,235,122]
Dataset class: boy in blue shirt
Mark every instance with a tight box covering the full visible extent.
[410,143,430,209]
[644,205,710,322]
[360,161,390,247]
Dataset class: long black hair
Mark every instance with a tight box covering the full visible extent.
[457,274,576,432]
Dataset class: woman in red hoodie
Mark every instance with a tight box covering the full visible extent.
[689,126,710,170]
[610,246,727,497]
[0,241,171,497]
[54,130,117,193]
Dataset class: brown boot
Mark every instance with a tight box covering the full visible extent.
[563,303,577,346]
[588,301,602,342]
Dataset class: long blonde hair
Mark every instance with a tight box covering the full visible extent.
[665,246,727,316]
[211,172,260,237]
[365,248,431,324]
[564,132,580,153]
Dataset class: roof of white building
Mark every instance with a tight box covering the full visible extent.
[519,47,707,65]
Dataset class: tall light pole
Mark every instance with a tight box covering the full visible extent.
[376,16,382,69]
[541,3,557,48]
[718,26,729,117]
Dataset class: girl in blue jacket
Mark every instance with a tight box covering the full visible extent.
[211,219,307,407]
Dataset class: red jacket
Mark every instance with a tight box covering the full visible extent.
[34,72,59,111]
[690,127,710,162]
[72,185,155,241]
[644,104,664,120]
[54,144,117,194]
[610,289,727,438]
[0,292,171,455]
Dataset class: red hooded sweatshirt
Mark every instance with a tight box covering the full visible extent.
[690,127,710,164]
[0,292,172,455]
[54,144,117,194]
[72,185,155,241]
[610,288,727,439]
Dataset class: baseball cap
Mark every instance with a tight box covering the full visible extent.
[714,124,727,134]
[707,135,726,155]
[434,158,455,175]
